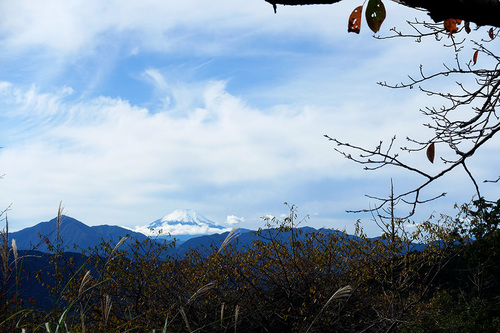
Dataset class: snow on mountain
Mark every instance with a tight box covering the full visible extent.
[134,209,232,236]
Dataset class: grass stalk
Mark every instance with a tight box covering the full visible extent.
[187,282,215,305]
[220,303,225,329]
[12,239,17,271]
[179,306,192,333]
[218,227,240,254]
[103,294,112,326]
[234,305,239,333]
[78,270,92,296]
[305,285,352,333]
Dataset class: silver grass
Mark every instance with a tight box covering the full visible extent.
[179,306,192,333]
[12,239,18,271]
[218,227,240,254]
[79,270,93,296]
[306,285,353,333]
[187,281,215,305]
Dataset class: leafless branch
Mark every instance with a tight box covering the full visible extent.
[484,176,500,183]
[326,27,499,215]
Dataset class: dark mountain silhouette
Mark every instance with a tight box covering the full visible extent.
[10,216,149,252]
[171,226,354,257]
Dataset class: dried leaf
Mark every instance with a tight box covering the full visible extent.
[348,6,363,34]
[426,143,435,164]
[473,50,478,65]
[444,19,462,35]
[489,27,495,40]
[365,0,386,33]
[464,21,471,34]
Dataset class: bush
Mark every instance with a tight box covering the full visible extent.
[0,200,499,332]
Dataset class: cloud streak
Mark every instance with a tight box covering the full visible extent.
[1,63,497,234]
[0,73,394,230]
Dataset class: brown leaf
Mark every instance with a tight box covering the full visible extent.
[489,27,495,40]
[464,21,471,34]
[426,143,435,164]
[473,50,478,65]
[348,6,363,34]
[444,19,462,35]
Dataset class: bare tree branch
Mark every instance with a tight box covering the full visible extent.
[325,26,499,215]
[484,176,500,183]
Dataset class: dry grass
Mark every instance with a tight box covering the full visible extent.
[218,227,240,254]
[0,216,9,283]
[306,285,353,333]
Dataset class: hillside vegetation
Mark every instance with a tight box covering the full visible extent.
[1,199,499,332]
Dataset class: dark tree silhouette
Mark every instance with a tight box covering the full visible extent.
[266,0,500,29]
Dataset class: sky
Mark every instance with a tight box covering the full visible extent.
[0,0,498,235]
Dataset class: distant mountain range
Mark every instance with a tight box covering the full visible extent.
[8,209,249,254]
[7,214,344,257]
[9,209,235,252]
[8,212,426,257]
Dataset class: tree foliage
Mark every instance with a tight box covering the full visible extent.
[0,200,499,332]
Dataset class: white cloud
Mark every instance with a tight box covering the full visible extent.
[0,0,288,54]
[226,215,245,225]
[0,0,423,57]
[142,69,169,92]
[0,0,497,237]
[1,69,497,233]
[0,79,342,228]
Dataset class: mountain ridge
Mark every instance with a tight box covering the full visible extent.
[9,215,149,252]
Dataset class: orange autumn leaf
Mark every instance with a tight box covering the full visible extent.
[473,50,479,65]
[348,6,363,34]
[444,18,462,35]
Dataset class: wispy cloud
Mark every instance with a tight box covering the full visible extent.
[0,75,376,229]
[1,64,497,234]
[0,0,355,55]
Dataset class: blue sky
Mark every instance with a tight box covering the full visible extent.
[0,1,498,235]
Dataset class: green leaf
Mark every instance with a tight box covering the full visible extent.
[365,0,386,33]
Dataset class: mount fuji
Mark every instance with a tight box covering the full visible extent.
[134,209,232,238]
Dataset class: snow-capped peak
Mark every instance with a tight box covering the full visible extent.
[135,209,231,236]
[155,209,215,226]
